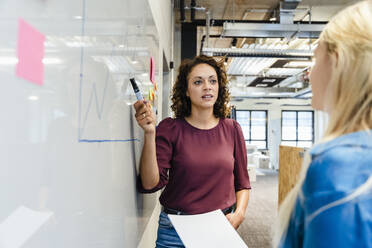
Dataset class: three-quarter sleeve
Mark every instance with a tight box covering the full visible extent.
[233,120,251,191]
[137,117,174,193]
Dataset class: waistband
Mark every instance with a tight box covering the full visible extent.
[162,204,236,216]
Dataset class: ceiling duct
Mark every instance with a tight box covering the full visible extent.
[279,0,301,24]
[221,0,324,39]
[202,47,313,59]
[221,22,324,38]
[281,0,301,10]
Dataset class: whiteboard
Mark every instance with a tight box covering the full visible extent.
[0,0,160,247]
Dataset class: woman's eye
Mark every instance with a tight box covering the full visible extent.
[210,79,217,84]
[194,80,202,85]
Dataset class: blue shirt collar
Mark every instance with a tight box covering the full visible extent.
[310,129,372,157]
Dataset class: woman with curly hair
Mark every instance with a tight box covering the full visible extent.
[134,55,251,247]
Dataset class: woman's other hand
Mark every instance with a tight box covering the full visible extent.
[226,211,245,229]
[133,100,156,134]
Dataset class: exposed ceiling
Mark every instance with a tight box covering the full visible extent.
[174,0,359,100]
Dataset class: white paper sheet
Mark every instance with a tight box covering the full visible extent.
[168,209,248,248]
[0,206,53,248]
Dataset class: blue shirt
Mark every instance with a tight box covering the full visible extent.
[280,130,372,248]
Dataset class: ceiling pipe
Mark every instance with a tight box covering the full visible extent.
[205,8,211,49]
[200,34,221,55]
[180,0,185,22]
[191,0,196,22]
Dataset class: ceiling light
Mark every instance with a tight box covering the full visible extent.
[261,79,276,83]
[284,61,314,68]
[266,68,304,76]
[42,58,62,64]
[256,83,268,87]
[0,57,18,65]
[28,95,39,101]
[268,92,290,96]
[300,92,313,98]
[250,92,265,96]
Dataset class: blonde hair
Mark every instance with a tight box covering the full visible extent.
[273,1,372,246]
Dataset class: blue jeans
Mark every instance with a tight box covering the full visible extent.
[156,211,185,248]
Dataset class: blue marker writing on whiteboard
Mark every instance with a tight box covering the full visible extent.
[129,78,144,101]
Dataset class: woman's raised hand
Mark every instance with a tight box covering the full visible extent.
[133,100,156,134]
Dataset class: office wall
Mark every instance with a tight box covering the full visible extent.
[148,0,172,64]
[0,0,171,247]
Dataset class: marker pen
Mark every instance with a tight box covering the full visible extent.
[129,78,144,101]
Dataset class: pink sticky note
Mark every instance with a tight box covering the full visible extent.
[150,56,155,84]
[16,18,45,85]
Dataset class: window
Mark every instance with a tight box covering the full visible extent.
[281,110,314,148]
[236,110,268,149]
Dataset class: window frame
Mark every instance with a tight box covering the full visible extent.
[236,110,268,150]
[281,110,314,147]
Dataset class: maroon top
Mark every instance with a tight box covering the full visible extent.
[138,117,251,214]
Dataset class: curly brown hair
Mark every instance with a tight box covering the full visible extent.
[171,55,231,118]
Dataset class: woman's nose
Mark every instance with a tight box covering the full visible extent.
[202,80,212,89]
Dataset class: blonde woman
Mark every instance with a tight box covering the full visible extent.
[274,1,372,247]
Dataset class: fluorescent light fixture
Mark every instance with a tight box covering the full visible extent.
[141,73,148,77]
[266,68,304,76]
[261,79,276,83]
[250,92,265,96]
[284,61,314,68]
[256,83,268,87]
[0,57,18,65]
[28,95,39,101]
[42,58,62,64]
[74,16,83,19]
[300,92,313,98]
[289,82,304,88]
[131,60,138,64]
[0,57,62,65]
[268,92,283,96]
